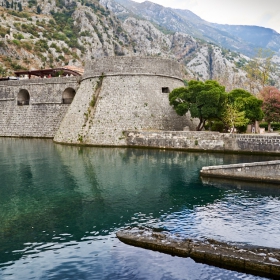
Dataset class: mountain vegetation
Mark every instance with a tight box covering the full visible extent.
[0,0,279,94]
[111,0,280,57]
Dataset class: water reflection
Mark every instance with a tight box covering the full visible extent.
[202,176,280,195]
[0,138,278,279]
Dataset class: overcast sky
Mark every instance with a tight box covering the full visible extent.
[133,0,280,33]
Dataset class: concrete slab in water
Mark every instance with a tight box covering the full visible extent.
[116,228,280,278]
[200,160,280,184]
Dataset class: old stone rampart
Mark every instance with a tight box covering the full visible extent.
[125,131,280,154]
[54,57,196,146]
[0,76,79,138]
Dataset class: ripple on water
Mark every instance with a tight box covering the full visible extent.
[153,190,280,248]
[0,140,277,280]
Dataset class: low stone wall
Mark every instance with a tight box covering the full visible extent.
[200,160,280,183]
[125,131,280,154]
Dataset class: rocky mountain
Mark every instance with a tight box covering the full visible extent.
[109,0,280,57]
[0,0,279,92]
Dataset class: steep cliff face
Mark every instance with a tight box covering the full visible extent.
[121,17,250,88]
[112,0,280,57]
[0,0,278,92]
[0,0,132,72]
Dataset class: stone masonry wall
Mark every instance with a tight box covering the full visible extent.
[54,75,195,145]
[54,57,195,146]
[54,77,99,143]
[0,77,79,137]
[125,131,280,154]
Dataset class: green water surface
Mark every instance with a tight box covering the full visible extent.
[0,138,279,280]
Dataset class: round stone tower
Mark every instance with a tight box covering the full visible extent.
[54,57,195,146]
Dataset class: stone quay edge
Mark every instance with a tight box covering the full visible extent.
[116,228,280,278]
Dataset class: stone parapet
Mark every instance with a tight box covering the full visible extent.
[83,57,183,80]
[0,76,79,86]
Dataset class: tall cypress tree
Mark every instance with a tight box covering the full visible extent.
[37,5,41,14]
[18,2,22,11]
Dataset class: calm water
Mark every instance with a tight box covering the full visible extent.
[0,138,279,280]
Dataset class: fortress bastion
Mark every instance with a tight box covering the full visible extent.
[54,57,195,146]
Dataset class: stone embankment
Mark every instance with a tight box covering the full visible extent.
[116,228,280,278]
[125,131,280,154]
[200,160,280,183]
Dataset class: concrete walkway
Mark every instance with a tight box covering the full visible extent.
[200,160,280,184]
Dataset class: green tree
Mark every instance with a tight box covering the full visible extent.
[222,103,249,133]
[244,59,260,92]
[228,89,264,123]
[169,80,227,131]
[244,48,275,92]
[257,49,275,88]
[18,2,22,11]
[36,5,41,14]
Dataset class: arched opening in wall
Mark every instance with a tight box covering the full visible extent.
[17,89,30,105]
[162,87,170,93]
[62,88,76,104]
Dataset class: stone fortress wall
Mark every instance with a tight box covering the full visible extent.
[0,76,79,138]
[2,56,280,158]
[54,57,195,146]
[0,57,194,142]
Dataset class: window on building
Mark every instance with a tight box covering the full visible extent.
[162,87,170,93]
